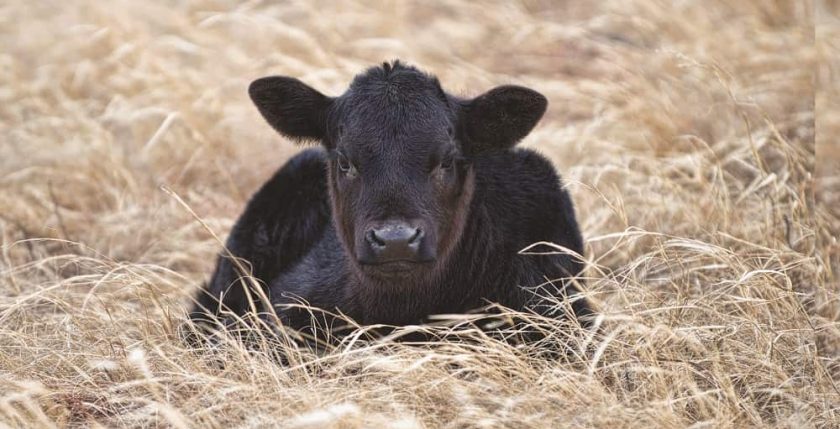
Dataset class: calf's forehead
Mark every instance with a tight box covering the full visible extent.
[342,94,450,131]
[335,76,453,145]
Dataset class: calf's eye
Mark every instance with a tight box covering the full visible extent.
[439,155,455,171]
[336,151,358,179]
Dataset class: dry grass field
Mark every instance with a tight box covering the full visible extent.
[1,0,838,427]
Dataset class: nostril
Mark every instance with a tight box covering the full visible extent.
[408,228,423,245]
[367,230,386,247]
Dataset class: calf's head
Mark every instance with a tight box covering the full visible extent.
[249,61,547,280]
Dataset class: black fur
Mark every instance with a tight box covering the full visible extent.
[191,61,592,345]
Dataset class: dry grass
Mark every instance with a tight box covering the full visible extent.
[1,0,838,427]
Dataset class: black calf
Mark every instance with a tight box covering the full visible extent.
[190,61,593,347]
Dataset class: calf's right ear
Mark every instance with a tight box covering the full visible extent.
[457,85,547,156]
[249,76,332,143]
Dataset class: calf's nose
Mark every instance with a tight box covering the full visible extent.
[365,222,424,262]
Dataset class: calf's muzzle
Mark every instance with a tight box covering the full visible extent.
[360,221,427,264]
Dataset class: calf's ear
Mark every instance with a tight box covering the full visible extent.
[457,85,547,156]
[249,76,332,143]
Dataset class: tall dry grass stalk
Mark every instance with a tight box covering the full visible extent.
[1,0,837,427]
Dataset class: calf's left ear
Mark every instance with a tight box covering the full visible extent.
[457,85,547,156]
[249,76,332,143]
